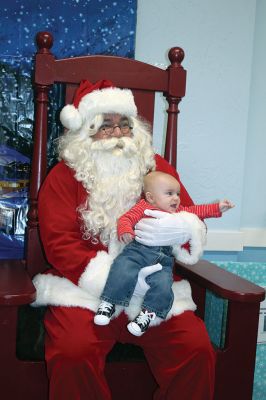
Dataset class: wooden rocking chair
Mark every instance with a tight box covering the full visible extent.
[0,31,264,400]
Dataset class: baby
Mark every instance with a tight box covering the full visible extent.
[94,171,234,336]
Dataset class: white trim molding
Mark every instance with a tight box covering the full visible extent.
[206,230,244,251]
[241,228,266,248]
[205,229,266,251]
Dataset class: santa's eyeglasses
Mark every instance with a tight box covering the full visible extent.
[99,123,132,135]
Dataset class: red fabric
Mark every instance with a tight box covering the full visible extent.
[40,155,216,399]
[117,198,221,239]
[38,161,106,285]
[38,154,194,285]
[179,203,221,217]
[73,79,114,107]
[117,199,159,238]
[45,307,215,400]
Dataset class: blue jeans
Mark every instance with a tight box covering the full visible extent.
[101,241,174,318]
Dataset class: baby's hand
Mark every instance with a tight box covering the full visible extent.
[219,199,235,213]
[120,233,134,244]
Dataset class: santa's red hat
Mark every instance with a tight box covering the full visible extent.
[60,79,137,131]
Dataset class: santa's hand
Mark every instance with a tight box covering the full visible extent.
[133,263,163,297]
[135,209,191,246]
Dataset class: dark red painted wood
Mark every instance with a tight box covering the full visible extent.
[0,260,36,306]
[175,259,265,303]
[214,301,261,399]
[165,47,186,167]
[176,259,264,400]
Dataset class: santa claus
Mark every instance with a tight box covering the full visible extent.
[32,79,215,400]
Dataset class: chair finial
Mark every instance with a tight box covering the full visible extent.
[168,47,185,66]
[36,32,54,54]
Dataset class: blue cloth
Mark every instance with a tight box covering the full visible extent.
[101,240,174,318]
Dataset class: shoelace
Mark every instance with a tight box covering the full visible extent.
[98,302,113,313]
[135,310,156,328]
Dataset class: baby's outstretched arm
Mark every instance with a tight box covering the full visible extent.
[219,199,235,213]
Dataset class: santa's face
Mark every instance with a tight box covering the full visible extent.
[92,114,133,141]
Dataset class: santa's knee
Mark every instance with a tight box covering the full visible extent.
[166,312,215,366]
[47,329,100,364]
[191,337,215,366]
[183,326,215,367]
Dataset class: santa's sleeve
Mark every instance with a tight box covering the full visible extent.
[38,162,103,285]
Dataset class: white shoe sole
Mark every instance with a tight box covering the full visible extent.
[94,316,111,326]
[127,322,144,337]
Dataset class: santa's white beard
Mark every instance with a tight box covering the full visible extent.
[78,136,148,245]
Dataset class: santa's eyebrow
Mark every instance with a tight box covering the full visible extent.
[102,116,129,124]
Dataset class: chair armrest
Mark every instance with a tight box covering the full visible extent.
[0,259,36,306]
[175,259,265,303]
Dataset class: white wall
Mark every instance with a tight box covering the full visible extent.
[135,0,266,250]
[241,0,266,233]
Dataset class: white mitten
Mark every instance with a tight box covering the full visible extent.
[135,209,191,246]
[133,263,163,297]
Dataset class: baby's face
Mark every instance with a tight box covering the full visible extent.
[149,175,181,213]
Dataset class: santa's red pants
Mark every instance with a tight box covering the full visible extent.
[44,307,215,400]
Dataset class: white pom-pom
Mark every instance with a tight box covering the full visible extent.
[60,104,83,130]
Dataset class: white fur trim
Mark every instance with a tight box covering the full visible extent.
[79,87,137,122]
[172,211,207,265]
[31,249,196,320]
[31,274,97,309]
[60,87,137,131]
[60,104,83,131]
[78,250,113,301]
[108,237,125,258]
[31,251,115,312]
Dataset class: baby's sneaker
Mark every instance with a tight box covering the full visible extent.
[94,301,115,325]
[127,309,156,336]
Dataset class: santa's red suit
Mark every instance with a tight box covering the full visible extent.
[34,155,215,400]
[33,80,215,400]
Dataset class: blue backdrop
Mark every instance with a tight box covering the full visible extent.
[0,0,137,258]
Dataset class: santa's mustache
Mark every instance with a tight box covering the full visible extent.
[90,136,138,156]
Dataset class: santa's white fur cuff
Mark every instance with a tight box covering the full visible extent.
[31,248,196,321]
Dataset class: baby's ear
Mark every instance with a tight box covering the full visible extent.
[145,191,154,204]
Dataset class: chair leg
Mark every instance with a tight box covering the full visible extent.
[214,301,259,400]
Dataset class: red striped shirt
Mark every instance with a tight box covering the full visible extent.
[117,199,221,239]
